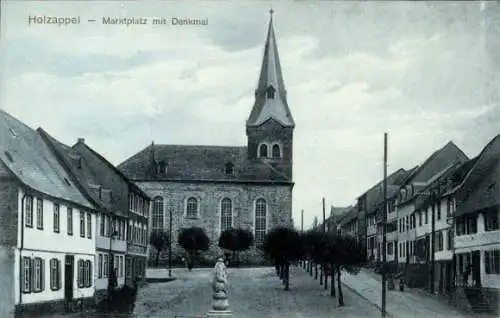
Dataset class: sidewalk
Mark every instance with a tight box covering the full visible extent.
[341,269,472,318]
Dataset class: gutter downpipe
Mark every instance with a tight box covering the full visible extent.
[19,192,28,307]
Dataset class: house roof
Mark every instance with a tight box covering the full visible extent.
[0,109,93,209]
[117,143,293,184]
[455,135,500,216]
[339,205,359,226]
[38,128,122,216]
[247,13,294,127]
[405,141,468,185]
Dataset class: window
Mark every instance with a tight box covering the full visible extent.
[85,260,92,287]
[53,204,60,233]
[186,197,198,218]
[79,212,85,237]
[220,198,232,231]
[50,258,61,290]
[103,254,108,278]
[437,204,441,220]
[78,259,84,288]
[425,209,429,224]
[36,198,43,230]
[67,207,73,235]
[255,198,267,246]
[100,214,105,236]
[418,211,422,227]
[447,229,453,250]
[225,162,234,175]
[447,197,453,216]
[22,257,31,293]
[33,257,44,292]
[87,212,92,239]
[485,211,499,231]
[436,230,444,251]
[485,250,500,274]
[152,197,164,230]
[272,144,281,158]
[98,254,103,278]
[158,161,167,175]
[259,144,268,158]
[388,242,394,255]
[266,85,276,99]
[25,196,33,228]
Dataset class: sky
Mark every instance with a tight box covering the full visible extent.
[1,1,499,230]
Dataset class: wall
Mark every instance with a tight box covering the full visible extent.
[16,250,95,304]
[0,246,15,318]
[138,181,293,260]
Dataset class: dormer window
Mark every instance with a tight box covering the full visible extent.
[225,161,234,175]
[266,86,276,99]
[158,160,168,175]
[259,144,268,158]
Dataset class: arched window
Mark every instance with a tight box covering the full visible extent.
[220,198,232,231]
[259,144,268,158]
[255,198,267,246]
[152,197,164,230]
[272,144,281,158]
[186,197,198,218]
[158,161,168,175]
[266,85,276,99]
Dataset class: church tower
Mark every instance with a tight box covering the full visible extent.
[246,10,295,179]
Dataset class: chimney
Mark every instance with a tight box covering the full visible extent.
[77,138,85,144]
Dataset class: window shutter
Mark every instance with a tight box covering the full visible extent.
[88,260,93,287]
[41,259,45,291]
[485,251,490,274]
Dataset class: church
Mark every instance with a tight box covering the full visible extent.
[118,12,295,264]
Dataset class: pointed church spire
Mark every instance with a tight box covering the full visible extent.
[149,141,157,178]
[247,11,295,128]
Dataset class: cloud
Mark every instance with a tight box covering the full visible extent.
[2,0,499,229]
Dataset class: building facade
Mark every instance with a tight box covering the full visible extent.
[39,130,151,302]
[118,14,294,265]
[0,110,97,318]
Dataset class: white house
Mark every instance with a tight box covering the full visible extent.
[0,110,97,318]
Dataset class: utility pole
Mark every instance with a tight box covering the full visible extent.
[430,192,436,294]
[323,198,326,233]
[169,208,173,278]
[381,133,388,317]
[301,209,304,233]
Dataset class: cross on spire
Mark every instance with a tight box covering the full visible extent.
[269,8,274,17]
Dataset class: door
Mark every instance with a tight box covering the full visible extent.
[64,255,74,301]
[472,250,481,287]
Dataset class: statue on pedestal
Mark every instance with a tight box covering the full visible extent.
[207,257,232,317]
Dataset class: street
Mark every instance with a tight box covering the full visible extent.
[133,266,382,318]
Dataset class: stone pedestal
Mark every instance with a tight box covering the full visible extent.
[207,310,233,318]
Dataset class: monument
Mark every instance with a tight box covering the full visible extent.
[207,257,232,318]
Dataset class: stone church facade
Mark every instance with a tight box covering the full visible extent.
[118,13,295,265]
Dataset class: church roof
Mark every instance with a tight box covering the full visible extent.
[0,109,93,209]
[118,144,293,184]
[247,11,295,128]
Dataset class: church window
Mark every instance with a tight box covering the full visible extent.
[272,144,281,158]
[152,197,164,230]
[225,162,234,175]
[266,86,276,99]
[255,198,267,246]
[220,198,232,231]
[186,197,198,218]
[259,144,268,158]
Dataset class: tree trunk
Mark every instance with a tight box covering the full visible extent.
[315,263,318,280]
[309,260,313,275]
[284,262,290,291]
[275,262,280,276]
[330,265,336,297]
[320,264,323,285]
[324,264,328,290]
[337,266,344,306]
[155,250,160,268]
